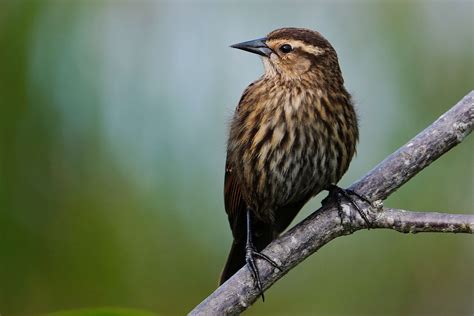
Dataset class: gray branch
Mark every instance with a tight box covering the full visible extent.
[373,208,473,234]
[189,91,474,316]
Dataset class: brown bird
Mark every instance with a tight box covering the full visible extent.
[221,27,363,298]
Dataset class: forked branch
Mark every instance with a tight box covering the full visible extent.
[189,91,474,316]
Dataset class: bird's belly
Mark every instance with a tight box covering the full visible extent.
[246,127,338,214]
[265,146,330,206]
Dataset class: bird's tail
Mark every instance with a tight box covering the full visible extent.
[219,240,246,285]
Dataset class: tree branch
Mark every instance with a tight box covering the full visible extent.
[189,91,474,316]
[373,208,473,234]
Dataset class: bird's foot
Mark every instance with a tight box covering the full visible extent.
[323,184,373,229]
[245,244,281,302]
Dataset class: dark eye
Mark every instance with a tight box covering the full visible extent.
[279,44,293,54]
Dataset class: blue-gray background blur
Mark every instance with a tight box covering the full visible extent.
[1,1,473,315]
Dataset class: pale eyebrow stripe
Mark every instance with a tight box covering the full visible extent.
[268,39,325,56]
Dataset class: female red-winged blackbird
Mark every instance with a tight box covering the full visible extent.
[221,28,360,298]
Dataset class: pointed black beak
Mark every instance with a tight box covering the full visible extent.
[230,37,272,57]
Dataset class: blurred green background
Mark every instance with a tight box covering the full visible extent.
[0,1,473,315]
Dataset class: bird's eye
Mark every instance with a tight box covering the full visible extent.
[279,44,293,54]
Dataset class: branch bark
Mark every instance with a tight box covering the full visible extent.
[373,208,473,233]
[189,91,474,316]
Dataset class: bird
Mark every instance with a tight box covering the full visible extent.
[220,27,363,299]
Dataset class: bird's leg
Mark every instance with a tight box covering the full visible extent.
[323,184,373,228]
[245,208,281,302]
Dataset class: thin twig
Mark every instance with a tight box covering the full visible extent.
[374,208,473,234]
[189,91,474,316]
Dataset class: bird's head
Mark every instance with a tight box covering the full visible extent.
[231,27,341,82]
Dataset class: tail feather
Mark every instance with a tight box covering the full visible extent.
[219,240,246,285]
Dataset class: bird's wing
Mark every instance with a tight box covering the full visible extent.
[223,159,247,241]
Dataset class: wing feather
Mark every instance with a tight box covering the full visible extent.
[224,160,247,240]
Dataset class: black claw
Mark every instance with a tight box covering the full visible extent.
[346,189,372,206]
[325,185,373,228]
[253,252,282,271]
[245,209,281,302]
[246,247,265,301]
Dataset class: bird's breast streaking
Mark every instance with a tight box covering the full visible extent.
[227,76,357,221]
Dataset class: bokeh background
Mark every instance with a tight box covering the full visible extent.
[1,1,473,315]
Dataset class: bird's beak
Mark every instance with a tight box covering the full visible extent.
[230,37,272,57]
